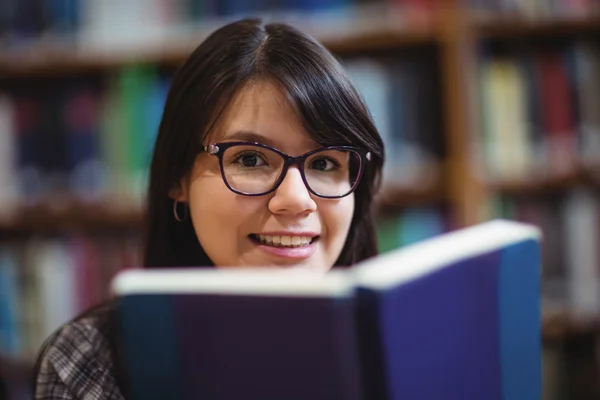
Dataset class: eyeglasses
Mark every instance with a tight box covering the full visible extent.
[203,141,371,199]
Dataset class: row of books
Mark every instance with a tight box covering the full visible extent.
[0,66,169,214]
[0,233,139,362]
[488,187,600,319]
[0,0,437,51]
[469,0,600,19]
[0,55,444,213]
[343,54,445,188]
[475,40,600,183]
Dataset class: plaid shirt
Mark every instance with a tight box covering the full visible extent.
[34,306,125,400]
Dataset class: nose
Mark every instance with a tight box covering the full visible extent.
[268,166,317,216]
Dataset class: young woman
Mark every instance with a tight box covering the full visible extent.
[34,17,384,399]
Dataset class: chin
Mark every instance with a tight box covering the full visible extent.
[255,258,328,273]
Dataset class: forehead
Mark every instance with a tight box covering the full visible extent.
[207,80,319,152]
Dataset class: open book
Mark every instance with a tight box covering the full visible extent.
[112,219,542,400]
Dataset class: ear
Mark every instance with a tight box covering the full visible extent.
[168,178,189,203]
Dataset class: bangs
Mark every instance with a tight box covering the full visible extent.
[264,44,380,154]
[188,21,382,163]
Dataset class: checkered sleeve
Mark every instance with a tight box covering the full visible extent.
[34,317,125,400]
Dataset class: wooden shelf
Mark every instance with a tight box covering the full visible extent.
[543,310,600,342]
[3,11,600,79]
[374,161,446,213]
[0,44,191,78]
[0,21,438,78]
[487,168,588,197]
[0,202,143,234]
[486,163,600,197]
[0,178,444,233]
[474,13,600,39]
[0,354,33,382]
[375,181,445,214]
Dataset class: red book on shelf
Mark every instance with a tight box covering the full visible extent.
[72,236,103,312]
[391,0,437,26]
[536,51,578,177]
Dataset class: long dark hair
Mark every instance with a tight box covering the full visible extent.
[33,18,384,398]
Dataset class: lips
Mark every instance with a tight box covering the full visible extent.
[249,232,319,260]
[248,233,319,248]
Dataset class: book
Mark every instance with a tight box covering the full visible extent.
[112,219,542,400]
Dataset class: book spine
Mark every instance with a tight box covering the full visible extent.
[355,287,389,400]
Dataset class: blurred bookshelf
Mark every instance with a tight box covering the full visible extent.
[0,202,143,234]
[473,13,600,39]
[2,0,600,399]
[0,22,440,78]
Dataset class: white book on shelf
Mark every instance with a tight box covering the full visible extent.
[0,95,18,219]
[79,0,179,52]
[36,240,78,345]
[484,57,532,181]
[503,57,534,180]
[562,188,600,318]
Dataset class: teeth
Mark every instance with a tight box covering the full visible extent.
[257,235,313,247]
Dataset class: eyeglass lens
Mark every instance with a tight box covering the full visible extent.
[221,144,362,197]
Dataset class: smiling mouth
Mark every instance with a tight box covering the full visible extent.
[248,234,318,248]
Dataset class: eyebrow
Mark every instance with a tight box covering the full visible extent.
[221,130,278,148]
[221,130,323,153]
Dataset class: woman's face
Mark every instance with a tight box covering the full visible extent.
[173,80,355,272]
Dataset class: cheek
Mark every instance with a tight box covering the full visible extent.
[186,174,265,264]
[321,196,354,245]
[187,176,239,254]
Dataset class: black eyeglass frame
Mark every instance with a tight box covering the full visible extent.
[203,141,372,199]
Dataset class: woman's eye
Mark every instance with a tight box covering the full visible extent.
[310,158,337,171]
[236,153,266,167]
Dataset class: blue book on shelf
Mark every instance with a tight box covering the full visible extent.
[283,0,348,13]
[113,219,541,400]
[0,249,20,356]
[46,0,80,36]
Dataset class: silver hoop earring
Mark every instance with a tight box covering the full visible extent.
[173,200,187,222]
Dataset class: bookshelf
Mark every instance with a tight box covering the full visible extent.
[0,203,143,234]
[0,19,439,78]
[1,1,600,398]
[0,178,446,234]
[543,310,600,342]
[490,169,585,196]
[474,14,600,39]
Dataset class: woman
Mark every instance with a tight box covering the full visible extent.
[34,17,384,399]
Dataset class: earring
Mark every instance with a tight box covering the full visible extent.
[173,200,188,222]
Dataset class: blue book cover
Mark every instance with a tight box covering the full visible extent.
[113,219,541,400]
[352,221,540,399]
[116,274,362,400]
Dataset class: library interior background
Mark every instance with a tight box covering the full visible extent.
[1,0,600,399]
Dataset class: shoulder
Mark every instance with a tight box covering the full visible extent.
[34,303,125,400]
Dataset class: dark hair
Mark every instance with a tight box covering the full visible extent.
[33,17,384,397]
